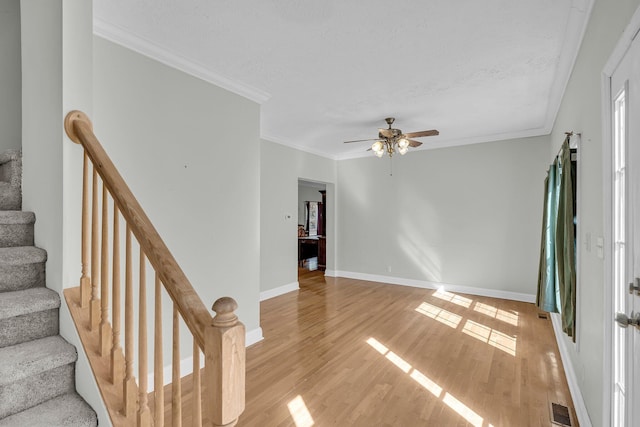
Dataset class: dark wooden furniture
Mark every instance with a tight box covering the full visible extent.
[318,191,326,271]
[298,237,319,267]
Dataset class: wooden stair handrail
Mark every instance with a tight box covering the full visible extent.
[64,110,211,348]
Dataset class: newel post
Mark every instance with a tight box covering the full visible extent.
[203,297,246,427]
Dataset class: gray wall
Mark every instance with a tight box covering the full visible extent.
[0,0,21,151]
[550,0,640,424]
[93,36,261,367]
[260,140,336,293]
[336,136,549,296]
[21,0,105,423]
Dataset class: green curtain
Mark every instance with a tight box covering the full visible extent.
[536,138,576,340]
[536,161,560,312]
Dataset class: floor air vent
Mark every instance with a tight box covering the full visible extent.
[551,402,572,426]
[538,312,549,319]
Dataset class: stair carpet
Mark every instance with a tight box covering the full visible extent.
[0,209,97,425]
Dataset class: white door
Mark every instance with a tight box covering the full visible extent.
[611,30,640,426]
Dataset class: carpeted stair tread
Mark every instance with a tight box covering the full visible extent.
[0,211,34,225]
[0,336,77,386]
[0,246,46,265]
[0,287,60,320]
[0,211,35,247]
[0,246,47,292]
[0,392,97,427]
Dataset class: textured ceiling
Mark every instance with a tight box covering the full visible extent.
[94,0,592,159]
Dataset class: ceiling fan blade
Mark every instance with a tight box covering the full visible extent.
[404,129,439,138]
[408,139,423,147]
[344,138,379,143]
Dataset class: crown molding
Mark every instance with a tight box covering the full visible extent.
[261,132,338,160]
[544,0,595,131]
[93,18,271,105]
[334,126,551,160]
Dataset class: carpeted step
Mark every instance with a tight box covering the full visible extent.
[0,150,21,211]
[0,287,60,348]
[0,392,97,427]
[0,246,46,292]
[0,211,35,248]
[0,336,77,419]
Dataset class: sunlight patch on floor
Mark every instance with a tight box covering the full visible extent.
[473,302,519,326]
[287,395,314,427]
[462,320,516,356]
[432,288,473,308]
[415,302,462,328]
[366,337,493,427]
[443,393,486,427]
[410,369,442,397]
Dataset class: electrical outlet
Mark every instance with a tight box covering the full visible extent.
[387,266,392,273]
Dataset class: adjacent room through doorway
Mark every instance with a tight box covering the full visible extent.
[298,179,327,275]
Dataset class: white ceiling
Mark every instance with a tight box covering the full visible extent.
[94,0,592,160]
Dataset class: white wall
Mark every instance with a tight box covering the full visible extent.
[550,0,640,425]
[20,0,106,424]
[0,0,21,152]
[93,36,262,365]
[336,136,549,297]
[260,140,336,293]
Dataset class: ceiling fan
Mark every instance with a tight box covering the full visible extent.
[344,117,439,158]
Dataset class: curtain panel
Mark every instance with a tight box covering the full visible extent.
[536,138,576,340]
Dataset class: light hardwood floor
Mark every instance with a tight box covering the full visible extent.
[239,269,577,426]
[158,269,577,426]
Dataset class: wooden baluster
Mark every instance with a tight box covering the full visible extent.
[90,167,100,330]
[80,151,90,307]
[138,249,151,425]
[123,225,136,417]
[172,305,182,427]
[192,341,202,427]
[111,205,123,385]
[100,183,111,356]
[204,298,245,427]
[154,273,164,427]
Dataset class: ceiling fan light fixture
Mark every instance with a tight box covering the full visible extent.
[344,118,438,160]
[372,141,384,153]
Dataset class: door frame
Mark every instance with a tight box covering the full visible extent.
[602,7,640,426]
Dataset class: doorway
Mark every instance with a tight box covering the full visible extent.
[605,15,640,425]
[298,179,326,275]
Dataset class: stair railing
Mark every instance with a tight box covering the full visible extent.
[63,110,245,427]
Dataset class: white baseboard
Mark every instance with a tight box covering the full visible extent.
[260,281,299,301]
[246,326,264,346]
[147,327,263,392]
[550,313,592,427]
[324,269,337,277]
[332,270,536,303]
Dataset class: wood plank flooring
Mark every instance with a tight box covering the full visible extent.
[238,269,577,426]
[159,270,577,426]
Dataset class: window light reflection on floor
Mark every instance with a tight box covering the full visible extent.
[415,302,462,328]
[366,337,493,427]
[473,302,519,326]
[287,395,315,427]
[462,319,517,356]
[432,288,473,308]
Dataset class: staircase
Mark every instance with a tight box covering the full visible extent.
[0,151,97,426]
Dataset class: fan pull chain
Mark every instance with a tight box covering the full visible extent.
[389,156,393,176]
